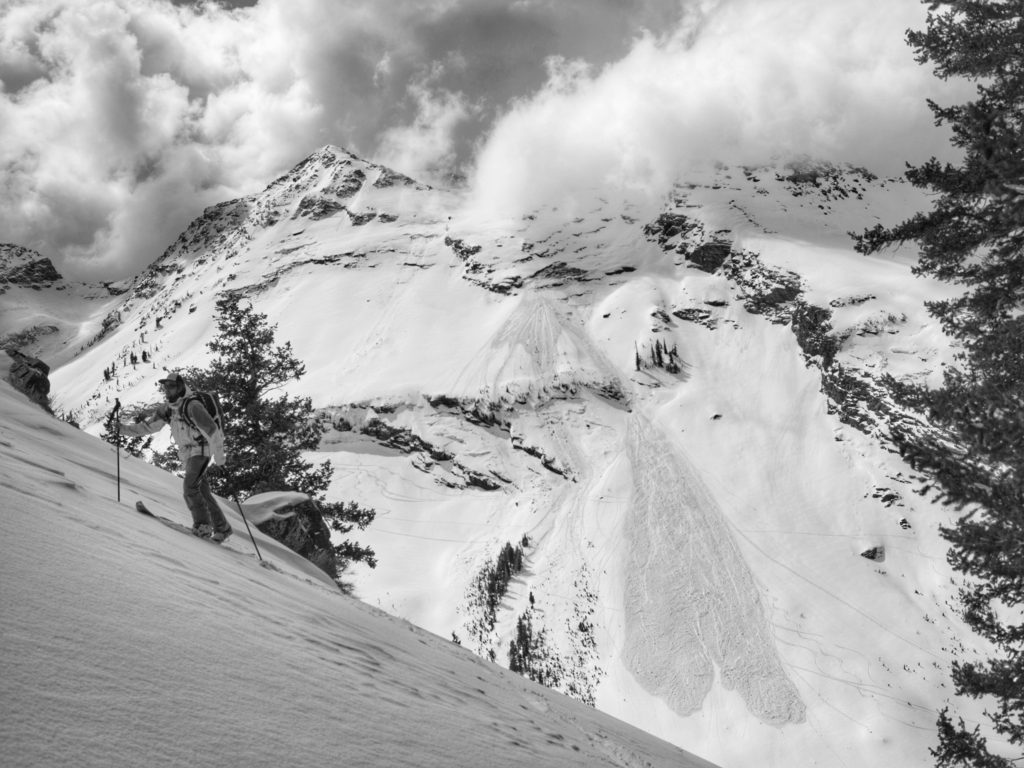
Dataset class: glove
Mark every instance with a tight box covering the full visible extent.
[209,431,226,466]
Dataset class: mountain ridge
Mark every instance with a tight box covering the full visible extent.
[0,144,988,767]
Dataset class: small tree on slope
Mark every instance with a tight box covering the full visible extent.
[100,409,153,459]
[184,294,376,576]
[854,3,1024,766]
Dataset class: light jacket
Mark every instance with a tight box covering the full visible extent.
[121,386,226,465]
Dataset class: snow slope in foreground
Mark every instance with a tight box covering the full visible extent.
[0,381,716,768]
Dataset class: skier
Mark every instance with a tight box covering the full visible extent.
[120,372,233,541]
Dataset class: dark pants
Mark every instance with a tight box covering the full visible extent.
[183,455,228,530]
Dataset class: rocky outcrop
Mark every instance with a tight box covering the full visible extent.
[0,244,63,293]
[361,417,505,490]
[687,242,732,273]
[446,236,524,294]
[642,212,700,248]
[642,213,731,273]
[2,257,62,286]
[860,546,886,562]
[720,250,803,323]
[791,301,841,367]
[294,194,346,220]
[641,196,951,534]
[5,349,52,411]
[256,499,338,578]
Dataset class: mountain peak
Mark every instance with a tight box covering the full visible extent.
[0,243,63,287]
[287,144,428,193]
[145,145,433,276]
[5,151,982,768]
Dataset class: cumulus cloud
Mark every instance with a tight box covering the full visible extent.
[466,0,978,221]
[1,0,673,279]
[0,0,973,279]
[0,0,276,279]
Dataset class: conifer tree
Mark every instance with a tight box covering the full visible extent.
[854,3,1023,765]
[184,294,376,572]
[100,409,152,458]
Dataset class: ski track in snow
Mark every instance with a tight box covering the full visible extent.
[454,295,623,400]
[623,414,806,725]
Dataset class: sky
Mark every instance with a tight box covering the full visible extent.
[0,0,973,281]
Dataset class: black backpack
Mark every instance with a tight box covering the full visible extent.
[181,391,225,435]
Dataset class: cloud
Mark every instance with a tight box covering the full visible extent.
[0,0,259,279]
[0,0,974,280]
[1,0,678,279]
[466,0,976,220]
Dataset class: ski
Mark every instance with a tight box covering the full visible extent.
[134,500,224,544]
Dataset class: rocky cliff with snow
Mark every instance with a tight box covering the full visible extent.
[0,145,983,768]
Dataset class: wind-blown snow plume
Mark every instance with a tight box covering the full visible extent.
[466,0,973,220]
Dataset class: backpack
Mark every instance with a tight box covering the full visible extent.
[180,391,225,436]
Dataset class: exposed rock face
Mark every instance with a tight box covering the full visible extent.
[722,250,802,321]
[791,302,841,368]
[294,194,346,220]
[640,170,954,556]
[2,258,62,286]
[256,499,338,579]
[0,244,63,292]
[642,212,700,248]
[860,546,886,562]
[5,349,52,411]
[687,242,732,273]
[642,213,731,273]
[445,235,524,294]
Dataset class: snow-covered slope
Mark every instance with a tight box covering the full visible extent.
[0,380,714,768]
[3,146,997,767]
[0,243,129,368]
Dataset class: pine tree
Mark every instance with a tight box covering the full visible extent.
[854,4,1024,765]
[185,294,376,573]
[100,409,152,458]
[666,343,681,374]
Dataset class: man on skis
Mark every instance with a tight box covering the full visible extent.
[120,372,233,542]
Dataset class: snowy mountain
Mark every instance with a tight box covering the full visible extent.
[1,145,995,767]
[0,379,711,768]
[0,243,132,368]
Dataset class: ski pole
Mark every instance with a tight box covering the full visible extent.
[233,494,263,561]
[112,399,122,502]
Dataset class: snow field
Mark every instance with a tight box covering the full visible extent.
[314,251,987,768]
[32,154,997,768]
[0,379,714,768]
